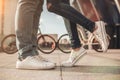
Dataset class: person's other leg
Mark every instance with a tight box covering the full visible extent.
[62,0,81,50]
[15,0,55,69]
[64,19,81,49]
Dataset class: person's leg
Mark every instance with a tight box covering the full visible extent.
[15,0,42,59]
[64,19,81,49]
[62,0,81,49]
[46,0,108,53]
[15,0,55,69]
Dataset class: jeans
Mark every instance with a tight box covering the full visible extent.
[62,0,81,49]
[64,18,81,49]
[15,0,44,59]
[47,0,95,49]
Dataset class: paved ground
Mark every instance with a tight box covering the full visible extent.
[0,50,120,80]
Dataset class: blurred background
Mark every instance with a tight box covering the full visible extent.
[0,0,120,51]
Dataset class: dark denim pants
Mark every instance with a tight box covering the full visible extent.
[47,0,95,49]
[62,0,81,49]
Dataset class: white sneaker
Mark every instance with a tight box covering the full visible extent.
[16,55,56,70]
[94,21,109,52]
[61,47,87,67]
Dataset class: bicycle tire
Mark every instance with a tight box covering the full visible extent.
[92,35,110,52]
[1,34,18,54]
[57,34,71,53]
[37,34,56,54]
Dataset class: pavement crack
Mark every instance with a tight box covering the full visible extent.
[57,53,63,80]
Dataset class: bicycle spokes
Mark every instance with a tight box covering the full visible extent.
[37,35,56,54]
[58,34,71,53]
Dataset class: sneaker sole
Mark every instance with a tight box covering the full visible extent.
[16,66,55,70]
[16,62,56,70]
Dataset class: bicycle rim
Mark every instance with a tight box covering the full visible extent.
[1,34,18,54]
[37,35,56,54]
[57,34,71,53]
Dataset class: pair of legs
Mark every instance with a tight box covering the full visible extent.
[15,0,56,69]
[15,0,108,69]
[15,0,84,59]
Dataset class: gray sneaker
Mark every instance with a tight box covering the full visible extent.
[61,47,87,67]
[94,21,109,52]
[16,55,56,70]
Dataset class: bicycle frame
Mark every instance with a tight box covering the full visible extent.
[77,25,97,50]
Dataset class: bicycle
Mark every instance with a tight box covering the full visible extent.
[0,25,111,54]
[1,25,70,54]
[58,25,110,53]
[1,25,71,54]
[37,23,110,54]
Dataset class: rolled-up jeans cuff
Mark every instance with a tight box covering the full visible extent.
[18,44,39,59]
[71,40,81,49]
[71,44,81,49]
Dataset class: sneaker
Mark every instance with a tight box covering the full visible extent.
[16,55,56,70]
[93,21,108,52]
[61,47,87,67]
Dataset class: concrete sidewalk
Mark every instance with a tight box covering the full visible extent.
[0,50,120,80]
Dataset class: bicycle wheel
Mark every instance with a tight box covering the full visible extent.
[1,34,18,54]
[57,34,71,53]
[92,35,110,52]
[37,35,56,54]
